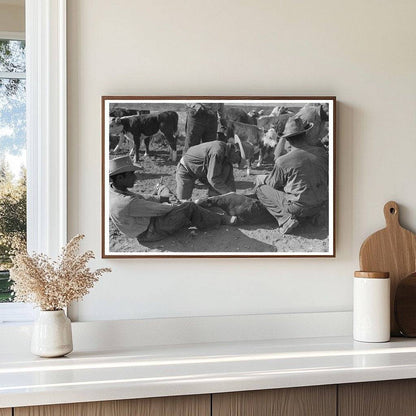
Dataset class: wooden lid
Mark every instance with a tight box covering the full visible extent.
[354,271,390,279]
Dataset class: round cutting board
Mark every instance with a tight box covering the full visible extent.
[395,273,416,337]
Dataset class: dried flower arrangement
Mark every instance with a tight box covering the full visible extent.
[10,234,111,311]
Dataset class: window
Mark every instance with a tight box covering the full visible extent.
[0,34,26,306]
[0,32,32,322]
[0,0,67,323]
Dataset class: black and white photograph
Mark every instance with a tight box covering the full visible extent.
[102,97,335,257]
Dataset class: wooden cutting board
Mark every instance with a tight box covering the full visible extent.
[359,201,416,336]
[395,272,416,337]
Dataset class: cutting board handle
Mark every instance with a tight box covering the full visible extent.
[384,201,400,228]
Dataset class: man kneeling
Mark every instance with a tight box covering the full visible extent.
[109,156,227,243]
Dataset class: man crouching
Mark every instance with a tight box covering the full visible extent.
[109,156,229,243]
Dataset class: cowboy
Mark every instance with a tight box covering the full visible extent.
[255,116,328,234]
[176,140,241,201]
[109,156,228,243]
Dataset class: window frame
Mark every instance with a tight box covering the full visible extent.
[0,0,67,323]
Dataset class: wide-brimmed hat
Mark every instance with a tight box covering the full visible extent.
[109,156,138,177]
[282,116,313,139]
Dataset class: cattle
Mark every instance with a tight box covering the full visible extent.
[257,127,279,166]
[221,107,257,125]
[221,107,295,168]
[110,132,135,155]
[230,122,265,175]
[109,133,122,152]
[257,107,294,130]
[247,109,262,121]
[231,121,264,144]
[253,112,292,166]
[196,192,275,225]
[270,105,294,117]
[109,111,179,163]
[217,108,265,174]
[109,107,151,117]
[258,104,330,165]
[218,107,257,138]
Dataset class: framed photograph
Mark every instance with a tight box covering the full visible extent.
[102,96,336,258]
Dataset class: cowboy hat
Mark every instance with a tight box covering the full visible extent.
[109,156,138,177]
[281,116,313,139]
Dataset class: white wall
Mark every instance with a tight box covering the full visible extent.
[67,0,416,322]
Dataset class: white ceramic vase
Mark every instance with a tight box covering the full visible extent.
[31,310,73,357]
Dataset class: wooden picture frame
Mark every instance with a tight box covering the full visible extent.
[102,96,336,258]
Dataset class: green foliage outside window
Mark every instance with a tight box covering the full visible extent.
[0,39,27,302]
[0,160,26,302]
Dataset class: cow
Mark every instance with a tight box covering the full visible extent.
[247,109,262,121]
[231,121,264,144]
[218,107,259,141]
[109,133,122,152]
[110,111,179,163]
[221,107,257,125]
[270,105,294,117]
[195,192,275,225]
[110,132,135,155]
[257,107,294,130]
[259,104,330,165]
[257,127,279,166]
[230,122,266,175]
[256,113,293,166]
[217,108,265,174]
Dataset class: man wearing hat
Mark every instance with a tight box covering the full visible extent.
[176,140,242,201]
[255,116,328,234]
[109,156,226,243]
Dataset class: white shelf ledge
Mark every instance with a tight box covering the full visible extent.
[2,335,416,409]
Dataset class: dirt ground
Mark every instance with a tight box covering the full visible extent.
[108,136,329,255]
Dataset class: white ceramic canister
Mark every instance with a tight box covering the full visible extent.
[353,271,390,342]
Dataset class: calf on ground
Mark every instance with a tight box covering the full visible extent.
[110,111,179,163]
[196,192,274,225]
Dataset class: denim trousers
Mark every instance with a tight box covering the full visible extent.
[255,185,303,226]
[184,110,218,152]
